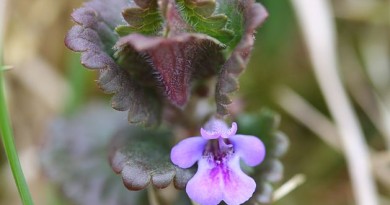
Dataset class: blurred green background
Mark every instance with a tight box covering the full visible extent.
[1,0,389,204]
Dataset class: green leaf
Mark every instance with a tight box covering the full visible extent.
[237,109,289,158]
[176,0,234,45]
[215,0,245,49]
[116,2,163,36]
[237,109,279,139]
[109,126,195,191]
[236,108,289,204]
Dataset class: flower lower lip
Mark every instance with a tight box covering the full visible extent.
[171,118,266,205]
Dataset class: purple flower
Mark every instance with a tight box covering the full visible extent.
[171,118,266,205]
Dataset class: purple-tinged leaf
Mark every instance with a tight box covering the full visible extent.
[65,0,268,124]
[134,0,155,9]
[65,0,161,125]
[41,103,143,205]
[115,33,224,107]
[164,0,195,36]
[215,1,268,116]
[109,126,196,190]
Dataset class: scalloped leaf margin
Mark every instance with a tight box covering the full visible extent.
[109,126,196,191]
[65,0,161,126]
[215,0,268,116]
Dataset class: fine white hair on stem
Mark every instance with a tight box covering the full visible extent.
[290,0,379,205]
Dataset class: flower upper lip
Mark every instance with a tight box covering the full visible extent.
[200,121,238,139]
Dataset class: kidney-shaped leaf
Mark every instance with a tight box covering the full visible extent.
[41,103,143,205]
[109,126,196,191]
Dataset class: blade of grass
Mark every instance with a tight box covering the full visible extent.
[272,174,306,202]
[0,60,35,205]
[0,65,12,71]
[0,0,34,204]
[147,186,160,205]
[275,86,341,151]
[291,0,379,205]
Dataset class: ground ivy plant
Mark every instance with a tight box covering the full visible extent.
[50,0,290,204]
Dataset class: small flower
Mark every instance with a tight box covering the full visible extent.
[171,118,266,205]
